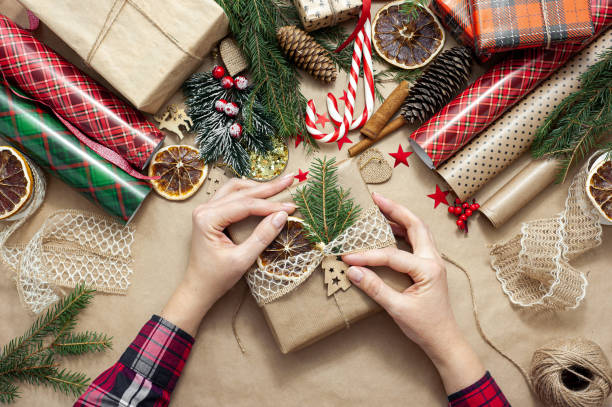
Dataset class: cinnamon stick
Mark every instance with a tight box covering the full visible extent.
[349,116,407,157]
[361,80,410,139]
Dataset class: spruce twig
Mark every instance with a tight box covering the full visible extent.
[293,157,361,245]
[531,47,612,182]
[0,285,112,404]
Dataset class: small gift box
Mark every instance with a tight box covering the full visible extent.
[431,0,491,62]
[294,0,361,31]
[19,0,229,113]
[229,158,410,353]
[471,0,594,54]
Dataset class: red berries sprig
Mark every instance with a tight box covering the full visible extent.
[448,198,480,233]
[211,66,249,139]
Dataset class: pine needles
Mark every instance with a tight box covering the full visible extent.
[293,157,361,245]
[0,285,111,403]
[531,47,612,182]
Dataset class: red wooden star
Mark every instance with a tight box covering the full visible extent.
[295,169,309,182]
[339,91,349,104]
[389,145,412,167]
[336,134,352,150]
[315,113,330,127]
[295,132,303,148]
[427,185,450,208]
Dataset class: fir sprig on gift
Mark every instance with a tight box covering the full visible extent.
[531,47,612,182]
[183,72,275,176]
[293,157,361,245]
[0,285,111,403]
[400,0,432,22]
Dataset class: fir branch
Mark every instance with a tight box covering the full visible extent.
[293,157,361,245]
[531,47,612,182]
[0,285,111,404]
[400,0,432,22]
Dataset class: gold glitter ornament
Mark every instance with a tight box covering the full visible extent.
[247,138,289,181]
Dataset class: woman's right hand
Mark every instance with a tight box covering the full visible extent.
[342,193,485,395]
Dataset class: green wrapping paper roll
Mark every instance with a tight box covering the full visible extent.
[0,83,150,223]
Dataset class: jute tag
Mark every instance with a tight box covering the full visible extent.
[359,148,393,184]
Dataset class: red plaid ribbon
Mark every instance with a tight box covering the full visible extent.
[410,0,611,169]
[0,14,164,171]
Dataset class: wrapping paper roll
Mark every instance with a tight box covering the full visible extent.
[409,0,611,169]
[0,83,150,223]
[480,159,559,227]
[0,15,164,170]
[437,29,612,201]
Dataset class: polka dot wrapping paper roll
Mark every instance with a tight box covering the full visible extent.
[437,29,612,202]
[408,0,611,171]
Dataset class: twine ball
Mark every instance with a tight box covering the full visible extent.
[530,338,612,407]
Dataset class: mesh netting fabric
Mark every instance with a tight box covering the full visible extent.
[0,160,135,314]
[247,206,396,305]
[489,160,602,311]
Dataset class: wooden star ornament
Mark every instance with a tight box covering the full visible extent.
[427,185,450,208]
[389,145,412,167]
[295,169,309,182]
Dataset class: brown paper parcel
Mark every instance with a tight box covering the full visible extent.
[294,0,361,31]
[229,158,410,353]
[18,0,229,113]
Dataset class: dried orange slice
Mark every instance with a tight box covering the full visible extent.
[257,216,316,270]
[372,1,445,69]
[586,156,612,223]
[0,146,33,220]
[148,145,208,201]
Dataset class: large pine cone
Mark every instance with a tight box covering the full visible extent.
[401,46,472,124]
[277,25,337,83]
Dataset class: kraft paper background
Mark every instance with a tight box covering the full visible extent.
[0,2,611,406]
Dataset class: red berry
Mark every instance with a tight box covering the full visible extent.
[455,198,462,205]
[459,214,468,221]
[212,65,225,79]
[456,220,465,229]
[229,123,243,139]
[448,206,455,214]
[223,102,239,117]
[234,75,249,90]
[464,209,473,217]
[221,76,234,89]
[462,202,470,209]
[453,207,462,215]
[471,203,480,211]
[214,99,227,113]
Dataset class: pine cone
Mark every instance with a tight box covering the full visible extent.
[401,46,472,124]
[277,26,337,83]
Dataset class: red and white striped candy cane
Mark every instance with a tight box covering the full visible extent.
[305,18,375,144]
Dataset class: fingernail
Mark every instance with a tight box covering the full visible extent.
[272,211,288,228]
[282,202,296,210]
[347,267,363,283]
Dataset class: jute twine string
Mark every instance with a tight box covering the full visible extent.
[442,254,612,407]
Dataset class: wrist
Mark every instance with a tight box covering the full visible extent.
[160,277,215,337]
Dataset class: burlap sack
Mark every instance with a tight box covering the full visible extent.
[18,0,228,113]
[228,158,410,353]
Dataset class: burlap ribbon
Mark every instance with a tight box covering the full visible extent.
[489,157,603,311]
[247,206,395,305]
[86,0,203,64]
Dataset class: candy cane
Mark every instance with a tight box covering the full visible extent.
[305,18,375,144]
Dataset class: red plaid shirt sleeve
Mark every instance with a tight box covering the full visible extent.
[74,315,194,407]
[448,371,510,406]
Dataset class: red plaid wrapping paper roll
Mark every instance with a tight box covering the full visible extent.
[431,0,491,62]
[472,0,594,54]
[409,0,611,169]
[0,14,164,170]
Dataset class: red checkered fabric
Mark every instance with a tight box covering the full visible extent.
[448,372,511,406]
[410,0,611,169]
[0,14,164,170]
[472,0,594,54]
[74,315,193,407]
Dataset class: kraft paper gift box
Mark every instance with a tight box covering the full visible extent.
[295,0,361,31]
[19,0,228,113]
[229,158,411,353]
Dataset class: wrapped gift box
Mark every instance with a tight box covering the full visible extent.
[229,158,411,353]
[471,0,594,55]
[19,0,228,113]
[295,0,361,31]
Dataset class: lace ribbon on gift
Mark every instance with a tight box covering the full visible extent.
[0,159,135,314]
[247,206,395,305]
[489,157,602,311]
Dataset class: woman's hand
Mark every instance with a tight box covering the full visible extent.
[342,193,485,394]
[161,173,296,336]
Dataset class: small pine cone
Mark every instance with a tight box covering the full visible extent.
[401,46,473,124]
[277,25,337,83]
